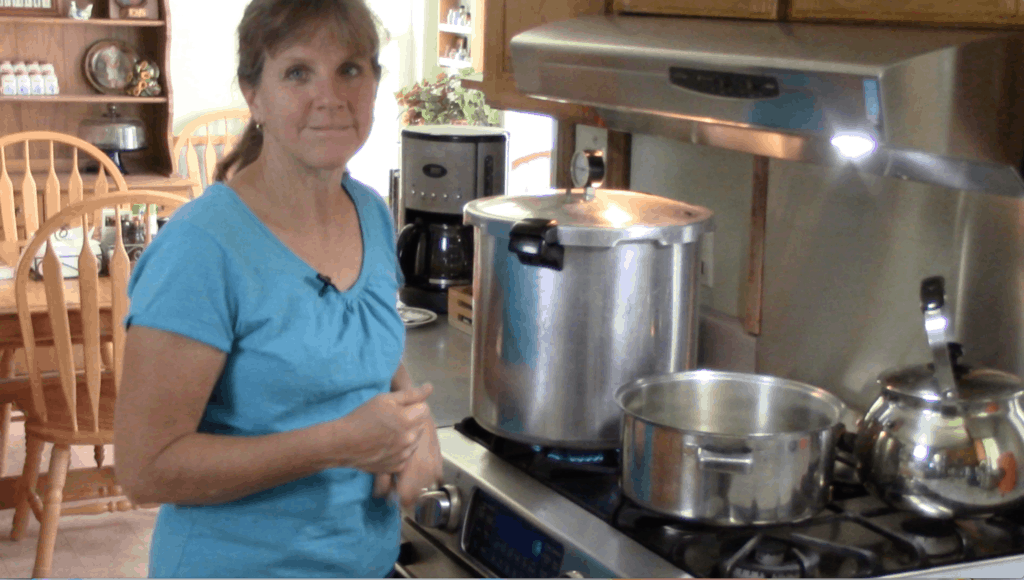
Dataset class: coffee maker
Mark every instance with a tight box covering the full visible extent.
[398,125,508,313]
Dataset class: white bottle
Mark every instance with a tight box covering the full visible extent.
[41,63,59,95]
[13,62,30,96]
[0,61,16,96]
[27,62,44,96]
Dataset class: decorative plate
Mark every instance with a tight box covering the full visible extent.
[398,305,438,329]
[84,39,139,95]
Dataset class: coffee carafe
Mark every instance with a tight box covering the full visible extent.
[397,125,508,312]
[397,218,473,299]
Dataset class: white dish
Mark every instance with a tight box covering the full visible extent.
[398,305,438,329]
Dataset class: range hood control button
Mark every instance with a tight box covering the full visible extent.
[669,67,780,99]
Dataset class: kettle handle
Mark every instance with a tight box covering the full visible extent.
[921,276,959,400]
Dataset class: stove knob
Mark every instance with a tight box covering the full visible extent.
[558,571,586,578]
[413,485,461,532]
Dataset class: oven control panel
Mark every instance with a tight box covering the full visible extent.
[464,490,566,578]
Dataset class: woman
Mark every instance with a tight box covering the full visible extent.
[113,0,442,577]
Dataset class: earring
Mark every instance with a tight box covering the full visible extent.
[255,121,263,131]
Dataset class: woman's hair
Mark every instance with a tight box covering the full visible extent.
[214,0,383,182]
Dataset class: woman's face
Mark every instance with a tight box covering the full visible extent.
[246,26,378,172]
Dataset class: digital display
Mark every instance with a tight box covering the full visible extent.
[863,78,881,125]
[494,510,543,563]
[465,490,565,578]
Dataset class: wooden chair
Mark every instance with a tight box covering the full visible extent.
[0,131,129,479]
[171,108,251,198]
[0,131,127,269]
[8,190,188,579]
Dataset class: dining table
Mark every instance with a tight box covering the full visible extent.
[0,274,115,350]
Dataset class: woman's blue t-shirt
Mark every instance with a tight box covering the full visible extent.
[125,176,405,578]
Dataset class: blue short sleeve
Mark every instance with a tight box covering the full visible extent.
[126,221,236,353]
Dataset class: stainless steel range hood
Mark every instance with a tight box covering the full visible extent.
[510,16,1024,196]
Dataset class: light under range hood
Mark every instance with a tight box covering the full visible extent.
[510,16,1024,196]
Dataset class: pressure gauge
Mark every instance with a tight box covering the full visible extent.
[570,149,605,189]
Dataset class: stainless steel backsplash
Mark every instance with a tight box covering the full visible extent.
[629,132,1023,414]
[759,160,1024,413]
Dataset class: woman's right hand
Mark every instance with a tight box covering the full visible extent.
[335,384,433,474]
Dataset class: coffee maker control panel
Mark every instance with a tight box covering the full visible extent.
[401,127,508,217]
[406,188,474,215]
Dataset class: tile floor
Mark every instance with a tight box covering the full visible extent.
[0,420,156,578]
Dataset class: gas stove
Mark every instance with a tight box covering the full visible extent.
[396,419,1024,578]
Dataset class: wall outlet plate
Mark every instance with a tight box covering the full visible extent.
[700,231,714,287]
[575,125,608,159]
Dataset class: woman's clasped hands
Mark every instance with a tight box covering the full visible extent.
[337,383,442,507]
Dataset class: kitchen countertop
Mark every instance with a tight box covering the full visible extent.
[401,314,473,428]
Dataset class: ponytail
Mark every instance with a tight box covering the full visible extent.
[214,120,263,182]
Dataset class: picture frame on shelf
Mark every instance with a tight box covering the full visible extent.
[83,38,140,94]
[108,0,156,19]
[0,0,61,17]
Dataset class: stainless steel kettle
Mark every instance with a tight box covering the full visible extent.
[852,276,1024,518]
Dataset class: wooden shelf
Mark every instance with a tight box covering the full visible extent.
[0,16,164,26]
[0,95,167,104]
[439,23,473,35]
[1,0,174,176]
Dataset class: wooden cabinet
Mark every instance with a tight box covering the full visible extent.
[789,0,1019,24]
[612,0,1021,25]
[0,0,182,191]
[469,0,604,122]
[612,0,780,19]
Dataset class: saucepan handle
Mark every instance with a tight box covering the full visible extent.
[697,447,754,474]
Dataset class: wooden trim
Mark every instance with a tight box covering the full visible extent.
[0,95,167,103]
[744,156,770,336]
[0,16,164,26]
[482,0,505,83]
[553,122,576,189]
[158,0,174,176]
[786,9,1024,27]
[776,0,792,20]
[611,0,778,19]
[604,130,631,190]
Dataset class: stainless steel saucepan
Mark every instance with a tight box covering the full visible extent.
[851,276,1024,518]
[615,370,847,526]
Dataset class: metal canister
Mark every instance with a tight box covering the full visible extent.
[464,188,713,449]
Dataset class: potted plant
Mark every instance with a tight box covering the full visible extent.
[394,69,501,127]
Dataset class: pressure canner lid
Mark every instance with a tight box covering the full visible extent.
[464,188,713,247]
